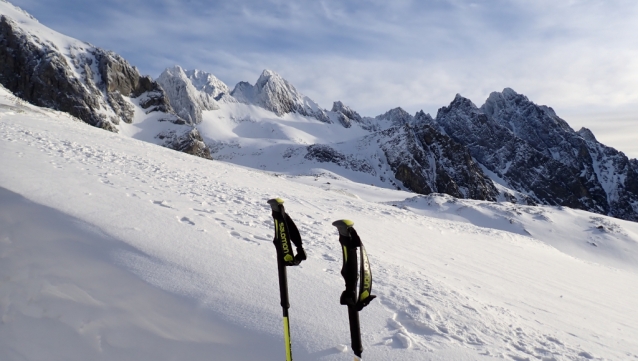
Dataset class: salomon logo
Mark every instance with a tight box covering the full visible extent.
[362,255,371,292]
[279,222,290,254]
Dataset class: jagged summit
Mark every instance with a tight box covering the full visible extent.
[577,127,597,142]
[184,68,229,99]
[414,110,435,126]
[255,69,282,88]
[156,65,220,124]
[432,91,638,221]
[376,107,413,125]
[230,69,330,122]
[331,100,362,128]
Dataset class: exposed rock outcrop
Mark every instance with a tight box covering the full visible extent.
[304,144,375,174]
[0,15,178,130]
[376,107,414,126]
[331,101,362,128]
[156,66,223,124]
[378,122,498,200]
[156,128,212,159]
[0,8,211,160]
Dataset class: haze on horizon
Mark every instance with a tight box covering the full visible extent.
[6,0,638,158]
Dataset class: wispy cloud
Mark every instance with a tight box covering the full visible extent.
[6,0,638,155]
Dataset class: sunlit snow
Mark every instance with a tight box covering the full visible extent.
[1,81,638,361]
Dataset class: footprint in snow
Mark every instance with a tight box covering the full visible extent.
[152,200,172,208]
[322,254,337,262]
[243,237,260,245]
[394,333,412,349]
[178,217,195,225]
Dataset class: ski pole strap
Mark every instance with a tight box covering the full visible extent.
[357,243,375,311]
[332,220,376,311]
[268,198,306,266]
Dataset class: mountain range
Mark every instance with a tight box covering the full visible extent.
[1,0,636,222]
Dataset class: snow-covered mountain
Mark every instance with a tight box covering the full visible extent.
[0,0,210,159]
[230,69,331,123]
[1,0,637,223]
[158,66,638,221]
[428,89,638,221]
[2,81,638,361]
[156,66,226,124]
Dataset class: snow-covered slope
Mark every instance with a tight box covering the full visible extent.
[2,75,638,361]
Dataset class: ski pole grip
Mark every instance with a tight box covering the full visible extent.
[332,219,354,236]
[267,198,284,212]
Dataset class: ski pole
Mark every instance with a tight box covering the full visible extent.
[268,198,307,361]
[333,220,376,361]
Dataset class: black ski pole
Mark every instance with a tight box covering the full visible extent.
[268,198,307,361]
[333,220,376,361]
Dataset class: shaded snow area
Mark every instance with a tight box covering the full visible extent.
[1,91,638,361]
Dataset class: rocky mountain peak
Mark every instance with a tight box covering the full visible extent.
[482,88,572,133]
[255,69,280,86]
[331,100,362,128]
[376,107,413,125]
[413,110,435,127]
[451,93,478,109]
[577,127,597,142]
[502,87,524,98]
[331,100,353,114]
[156,66,219,124]
[184,68,229,99]
[160,65,187,80]
[253,69,300,106]
[229,69,330,122]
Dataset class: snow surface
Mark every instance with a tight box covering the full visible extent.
[1,86,638,360]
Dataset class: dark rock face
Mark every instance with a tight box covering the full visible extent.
[578,132,638,221]
[0,14,210,159]
[378,122,499,200]
[430,90,638,221]
[331,101,362,128]
[376,107,413,126]
[0,16,104,127]
[304,144,375,174]
[0,15,177,129]
[156,128,212,160]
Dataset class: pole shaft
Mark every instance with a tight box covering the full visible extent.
[278,256,292,360]
[348,305,363,358]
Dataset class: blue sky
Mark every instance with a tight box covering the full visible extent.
[6,0,638,156]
